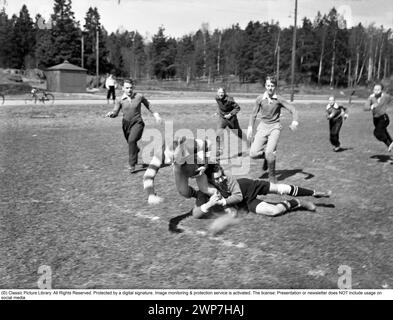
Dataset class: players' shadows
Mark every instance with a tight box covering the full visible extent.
[334,147,353,153]
[168,209,218,233]
[219,150,248,161]
[169,210,193,233]
[259,168,315,181]
[315,203,336,208]
[131,163,171,174]
[370,155,393,163]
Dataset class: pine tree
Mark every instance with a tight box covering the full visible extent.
[150,26,177,79]
[36,0,81,68]
[83,6,109,74]
[13,5,36,68]
[0,9,13,67]
[35,14,56,68]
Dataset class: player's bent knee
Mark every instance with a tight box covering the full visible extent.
[265,152,276,162]
[249,148,261,159]
[275,183,291,195]
[178,189,192,198]
[255,203,282,216]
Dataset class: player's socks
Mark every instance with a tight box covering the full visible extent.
[288,185,314,197]
[313,190,332,198]
[280,199,300,211]
[281,199,316,212]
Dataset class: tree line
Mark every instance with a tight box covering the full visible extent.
[0,0,392,87]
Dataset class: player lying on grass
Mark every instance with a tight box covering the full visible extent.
[192,164,331,219]
[143,136,218,205]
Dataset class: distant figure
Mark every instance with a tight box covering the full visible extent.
[105,79,162,173]
[214,88,248,159]
[326,96,348,152]
[364,83,393,152]
[105,74,117,104]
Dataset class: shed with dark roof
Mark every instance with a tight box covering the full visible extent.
[45,60,87,93]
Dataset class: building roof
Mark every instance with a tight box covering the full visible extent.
[46,60,87,72]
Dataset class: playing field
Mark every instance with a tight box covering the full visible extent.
[0,97,392,289]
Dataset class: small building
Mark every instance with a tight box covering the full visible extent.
[45,60,87,93]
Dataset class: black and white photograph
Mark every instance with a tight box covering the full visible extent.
[0,0,393,299]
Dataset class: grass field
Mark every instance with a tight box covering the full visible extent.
[0,97,392,289]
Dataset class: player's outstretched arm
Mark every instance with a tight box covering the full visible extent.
[105,100,121,117]
[280,98,299,130]
[247,101,260,141]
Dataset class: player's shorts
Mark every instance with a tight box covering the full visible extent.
[256,121,282,137]
[237,178,270,213]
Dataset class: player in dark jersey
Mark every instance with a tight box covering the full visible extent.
[326,96,348,152]
[215,88,248,159]
[143,137,218,205]
[106,79,162,173]
[191,164,331,218]
[364,83,393,152]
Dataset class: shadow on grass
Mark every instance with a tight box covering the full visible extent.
[315,203,336,208]
[169,210,193,233]
[130,163,171,174]
[334,147,353,153]
[370,155,393,163]
[259,168,315,181]
[219,150,248,161]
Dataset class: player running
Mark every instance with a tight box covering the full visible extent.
[364,83,393,152]
[106,79,162,173]
[326,96,348,152]
[215,88,248,159]
[247,76,299,182]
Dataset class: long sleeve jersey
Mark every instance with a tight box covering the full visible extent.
[326,103,347,120]
[365,93,392,118]
[110,93,152,121]
[249,92,298,128]
[215,95,241,118]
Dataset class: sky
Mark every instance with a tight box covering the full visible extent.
[3,0,393,39]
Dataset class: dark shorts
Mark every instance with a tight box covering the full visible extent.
[237,178,270,213]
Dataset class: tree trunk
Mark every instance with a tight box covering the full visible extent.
[354,50,359,85]
[357,53,367,85]
[367,35,373,82]
[377,35,384,80]
[330,30,337,87]
[186,65,191,85]
[318,28,326,86]
[384,57,388,79]
[276,46,280,84]
[348,59,351,87]
[217,33,221,75]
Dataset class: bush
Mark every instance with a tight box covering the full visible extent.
[0,83,32,95]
